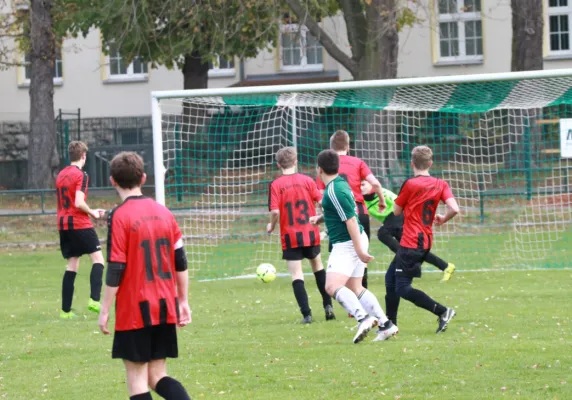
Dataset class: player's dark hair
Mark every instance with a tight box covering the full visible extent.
[68,141,88,162]
[317,149,339,175]
[330,130,350,152]
[110,152,145,189]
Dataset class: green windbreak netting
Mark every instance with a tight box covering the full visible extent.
[157,75,572,280]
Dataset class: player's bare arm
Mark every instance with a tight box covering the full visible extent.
[174,238,192,327]
[309,215,323,225]
[434,198,460,226]
[393,203,403,217]
[75,191,105,219]
[365,174,387,213]
[345,216,373,263]
[98,262,125,334]
[267,209,280,234]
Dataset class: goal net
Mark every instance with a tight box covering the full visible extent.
[152,70,572,280]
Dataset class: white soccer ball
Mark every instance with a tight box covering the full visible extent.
[256,263,276,283]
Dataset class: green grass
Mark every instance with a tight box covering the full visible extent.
[1,250,571,399]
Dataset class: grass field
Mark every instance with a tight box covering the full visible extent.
[1,250,571,399]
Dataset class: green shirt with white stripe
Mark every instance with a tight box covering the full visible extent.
[322,176,363,244]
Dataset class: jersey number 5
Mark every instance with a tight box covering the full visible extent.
[421,200,436,226]
[141,238,172,281]
[56,187,71,210]
[285,200,310,226]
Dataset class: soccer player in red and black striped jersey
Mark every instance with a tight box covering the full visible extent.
[267,147,334,324]
[98,152,191,400]
[316,130,386,289]
[55,141,106,319]
[385,146,460,334]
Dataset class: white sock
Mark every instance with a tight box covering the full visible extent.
[358,289,389,325]
[334,286,368,321]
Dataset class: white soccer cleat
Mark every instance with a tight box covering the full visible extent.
[372,320,399,342]
[352,315,378,344]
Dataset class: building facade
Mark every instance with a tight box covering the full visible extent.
[1,0,572,120]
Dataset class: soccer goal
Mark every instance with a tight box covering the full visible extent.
[151,69,572,280]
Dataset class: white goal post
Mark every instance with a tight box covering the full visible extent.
[151,69,572,279]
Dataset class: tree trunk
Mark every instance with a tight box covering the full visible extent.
[359,0,399,80]
[27,0,56,189]
[511,0,543,71]
[180,51,211,170]
[182,51,209,90]
[509,0,542,171]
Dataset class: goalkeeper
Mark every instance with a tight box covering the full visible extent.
[361,181,456,282]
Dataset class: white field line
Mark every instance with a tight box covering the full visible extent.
[197,267,572,282]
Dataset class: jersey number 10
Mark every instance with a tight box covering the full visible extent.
[141,238,172,281]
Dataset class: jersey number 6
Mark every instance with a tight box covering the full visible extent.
[141,238,172,281]
[421,200,436,226]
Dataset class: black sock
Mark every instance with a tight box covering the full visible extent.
[292,279,311,317]
[385,292,400,326]
[130,393,153,400]
[313,269,331,308]
[155,376,191,400]
[361,268,368,289]
[404,288,447,316]
[62,271,77,313]
[424,253,448,271]
[89,263,104,301]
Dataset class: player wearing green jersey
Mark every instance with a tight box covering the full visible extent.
[310,150,398,344]
[361,181,455,282]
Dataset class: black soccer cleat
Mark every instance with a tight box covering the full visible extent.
[436,308,456,333]
[325,305,336,321]
[301,315,313,324]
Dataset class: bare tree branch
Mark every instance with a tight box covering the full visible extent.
[284,0,358,76]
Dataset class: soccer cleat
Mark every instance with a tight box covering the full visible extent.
[353,315,378,344]
[441,263,456,282]
[436,308,456,333]
[87,299,101,313]
[372,320,399,342]
[325,305,336,321]
[60,310,77,319]
[301,315,313,324]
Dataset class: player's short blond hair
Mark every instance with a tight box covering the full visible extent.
[330,130,350,152]
[411,146,433,170]
[276,147,297,169]
[68,141,88,162]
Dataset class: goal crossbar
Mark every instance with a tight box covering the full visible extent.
[151,68,572,100]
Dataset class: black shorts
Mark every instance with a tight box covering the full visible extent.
[59,228,101,259]
[282,245,321,261]
[356,203,370,239]
[382,213,403,239]
[112,324,178,362]
[394,246,429,279]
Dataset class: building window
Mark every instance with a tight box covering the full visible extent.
[21,47,63,85]
[548,0,572,53]
[436,0,483,62]
[280,24,323,72]
[106,43,148,81]
[209,56,236,77]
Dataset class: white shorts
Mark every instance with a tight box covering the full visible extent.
[326,231,369,278]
